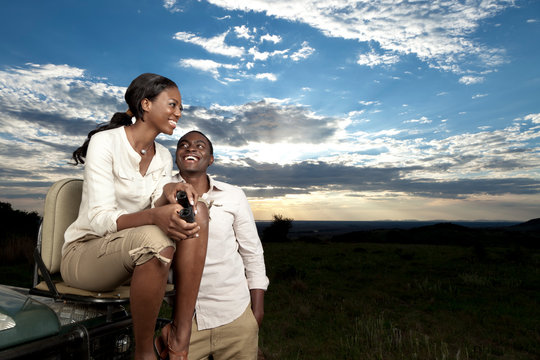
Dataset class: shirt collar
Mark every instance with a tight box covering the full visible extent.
[175,173,224,194]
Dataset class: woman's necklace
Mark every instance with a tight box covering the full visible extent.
[140,143,153,155]
[127,127,153,155]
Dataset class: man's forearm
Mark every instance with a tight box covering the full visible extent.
[250,289,265,327]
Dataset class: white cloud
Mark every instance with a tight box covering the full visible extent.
[0,64,128,207]
[472,93,488,99]
[200,98,348,164]
[206,0,513,74]
[404,116,431,124]
[7,63,86,80]
[0,63,123,122]
[174,29,295,65]
[179,58,239,80]
[348,110,366,117]
[255,73,277,81]
[459,75,485,85]
[288,41,315,61]
[163,0,182,13]
[359,100,381,106]
[234,25,256,40]
[357,49,400,68]
[260,33,282,44]
[223,77,242,83]
[248,47,289,61]
[249,47,270,61]
[173,31,244,57]
[163,0,175,8]
[523,113,540,124]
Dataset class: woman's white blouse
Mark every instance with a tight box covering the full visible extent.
[63,126,172,253]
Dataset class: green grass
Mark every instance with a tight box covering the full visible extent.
[257,242,539,360]
[3,239,538,359]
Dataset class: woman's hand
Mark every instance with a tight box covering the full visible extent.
[162,182,199,209]
[151,204,200,241]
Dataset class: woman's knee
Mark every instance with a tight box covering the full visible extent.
[127,225,176,265]
[159,245,175,260]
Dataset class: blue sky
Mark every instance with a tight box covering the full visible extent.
[1,0,539,221]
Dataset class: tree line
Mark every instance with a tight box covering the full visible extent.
[0,202,41,264]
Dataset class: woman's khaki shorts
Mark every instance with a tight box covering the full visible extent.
[60,225,175,292]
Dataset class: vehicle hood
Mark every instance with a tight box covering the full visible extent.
[0,285,60,349]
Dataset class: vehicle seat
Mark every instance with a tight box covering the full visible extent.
[30,178,174,307]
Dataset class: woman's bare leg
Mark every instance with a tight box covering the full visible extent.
[168,203,209,355]
[131,246,175,360]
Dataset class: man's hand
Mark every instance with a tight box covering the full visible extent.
[151,204,200,241]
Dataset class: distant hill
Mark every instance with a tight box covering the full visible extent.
[508,218,540,232]
[328,219,540,247]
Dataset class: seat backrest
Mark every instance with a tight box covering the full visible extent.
[40,178,83,274]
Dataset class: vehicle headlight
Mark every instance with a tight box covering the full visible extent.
[0,312,16,331]
[115,334,131,353]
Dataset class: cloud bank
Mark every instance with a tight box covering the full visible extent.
[1,63,538,219]
[204,0,512,75]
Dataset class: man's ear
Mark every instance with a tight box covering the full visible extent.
[208,155,214,167]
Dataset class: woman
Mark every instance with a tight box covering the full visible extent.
[61,73,208,360]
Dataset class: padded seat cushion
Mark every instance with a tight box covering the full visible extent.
[41,179,83,274]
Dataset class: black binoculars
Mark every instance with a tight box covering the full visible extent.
[176,191,195,223]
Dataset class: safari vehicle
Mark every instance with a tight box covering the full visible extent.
[0,284,133,359]
[0,179,172,359]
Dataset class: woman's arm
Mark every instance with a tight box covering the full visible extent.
[84,133,128,235]
[154,182,200,208]
[116,205,200,241]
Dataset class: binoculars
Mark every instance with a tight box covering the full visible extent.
[176,191,195,223]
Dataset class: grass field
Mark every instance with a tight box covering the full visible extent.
[2,238,538,359]
[256,241,539,360]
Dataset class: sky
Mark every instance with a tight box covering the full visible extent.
[0,0,539,221]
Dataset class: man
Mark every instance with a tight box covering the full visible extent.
[173,130,269,359]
